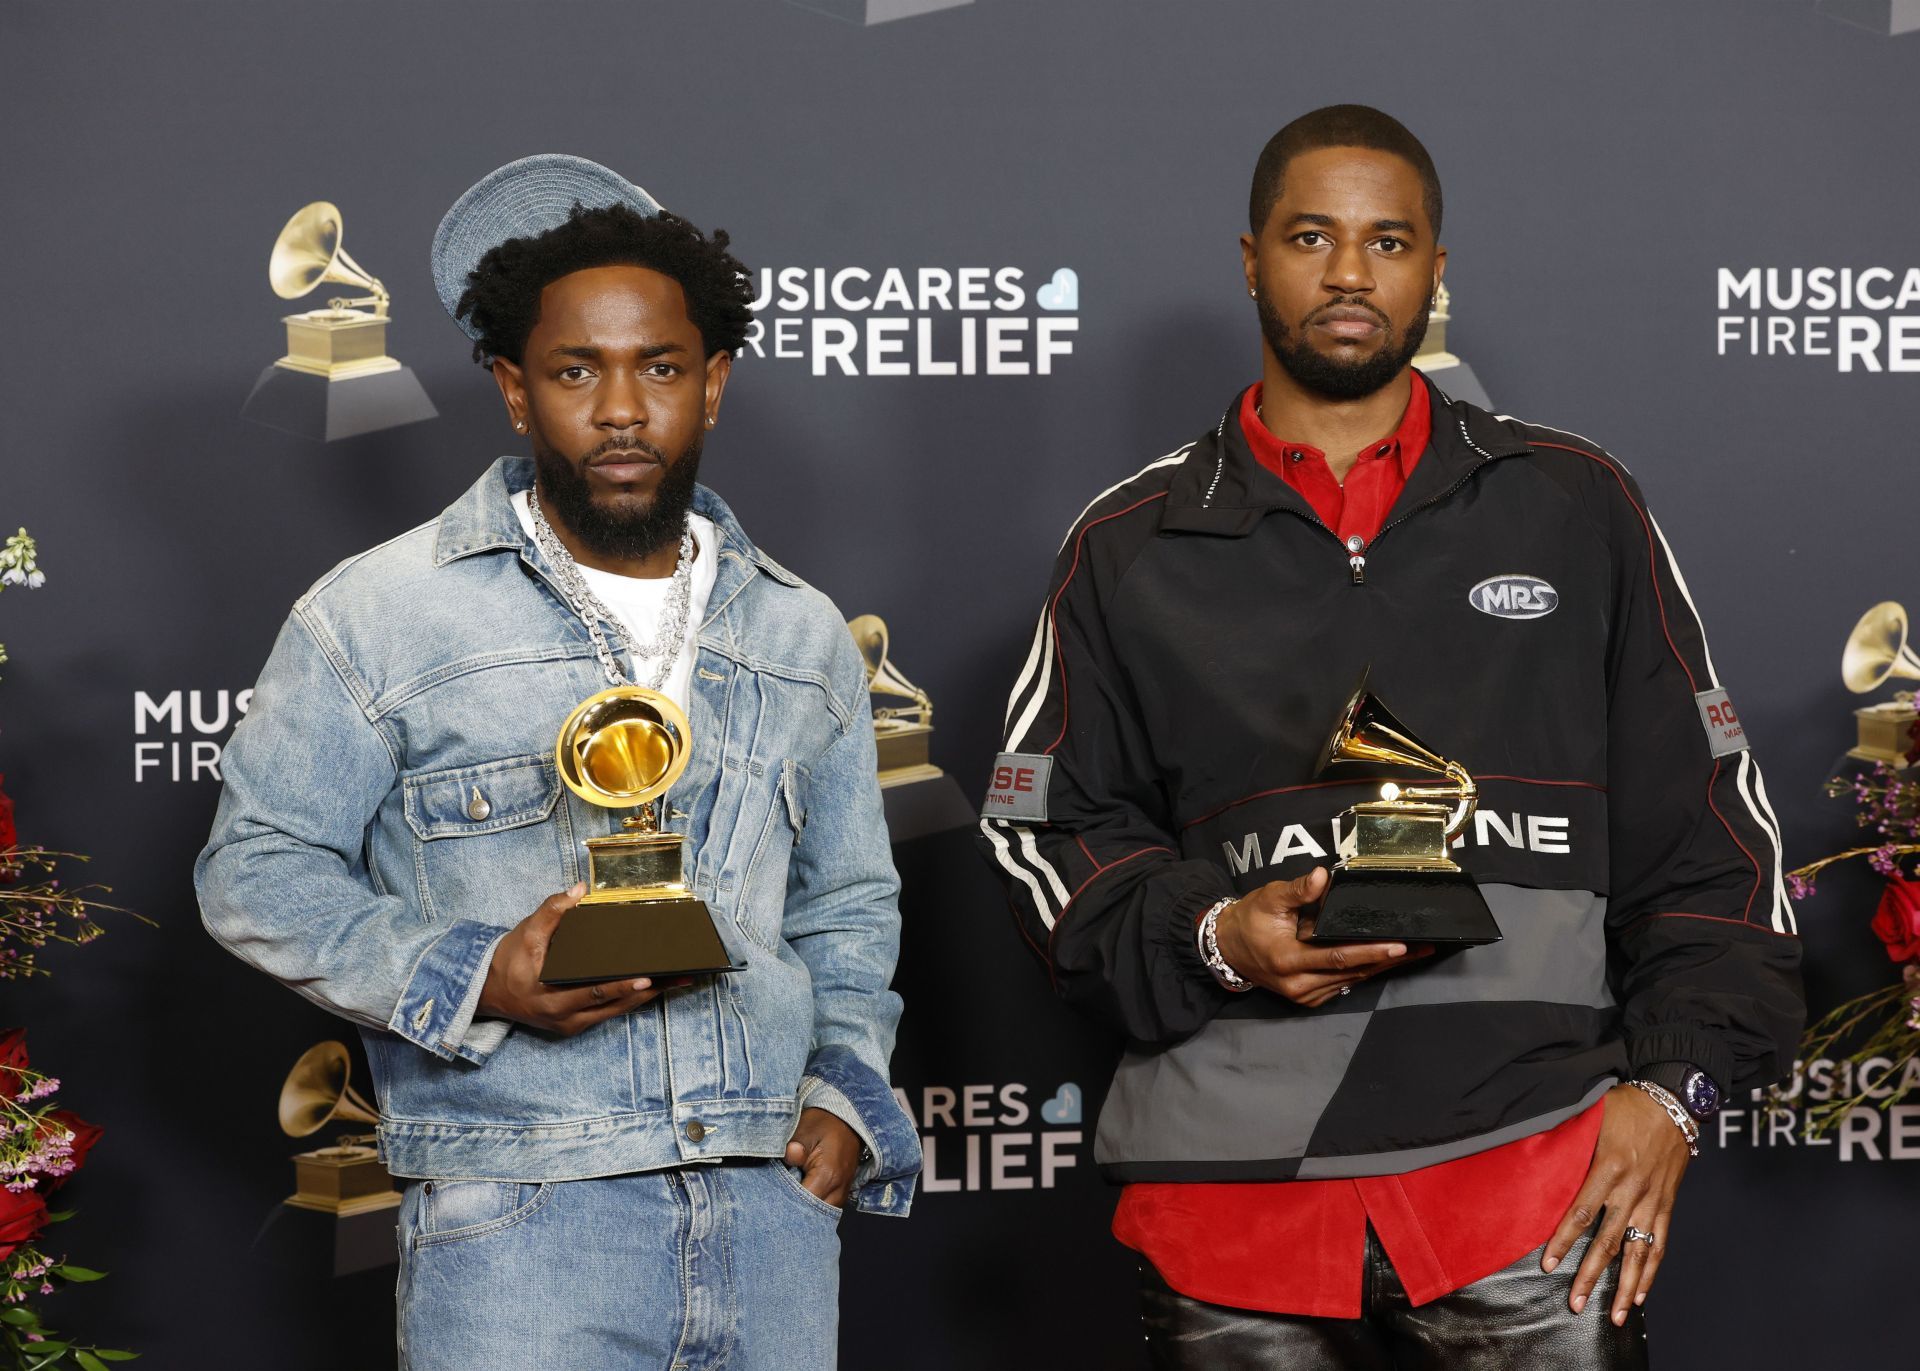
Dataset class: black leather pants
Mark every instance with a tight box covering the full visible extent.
[1139,1226,1648,1371]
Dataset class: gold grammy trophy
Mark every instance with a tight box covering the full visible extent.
[240,201,437,441]
[849,615,942,787]
[1840,600,1920,765]
[538,686,737,985]
[277,1041,401,1217]
[1308,673,1502,946]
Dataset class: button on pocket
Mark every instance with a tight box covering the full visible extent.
[401,755,567,926]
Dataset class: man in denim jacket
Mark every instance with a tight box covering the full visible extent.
[197,156,917,1369]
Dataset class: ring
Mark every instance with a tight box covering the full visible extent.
[1338,986,1351,996]
[1624,1225,1655,1246]
[588,983,607,1004]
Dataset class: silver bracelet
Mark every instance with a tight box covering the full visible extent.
[1627,1079,1701,1158]
[1197,898,1253,993]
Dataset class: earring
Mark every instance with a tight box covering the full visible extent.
[514,420,527,432]
[1249,287,1257,299]
[705,416,715,428]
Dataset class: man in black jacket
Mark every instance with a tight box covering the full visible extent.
[978,105,1802,1369]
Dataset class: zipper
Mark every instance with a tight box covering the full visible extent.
[1343,416,1527,586]
[1224,406,1525,586]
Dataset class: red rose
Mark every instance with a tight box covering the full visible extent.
[0,1187,48,1261]
[1870,878,1920,963]
[0,772,15,852]
[0,1027,27,1099]
[44,1109,101,1184]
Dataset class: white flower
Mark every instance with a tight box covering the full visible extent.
[24,570,43,589]
[0,568,23,587]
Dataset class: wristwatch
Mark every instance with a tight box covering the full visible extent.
[1636,1062,1722,1120]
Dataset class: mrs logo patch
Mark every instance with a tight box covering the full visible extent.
[1469,574,1559,620]
[1695,688,1749,757]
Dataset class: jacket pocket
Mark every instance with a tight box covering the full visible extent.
[402,754,566,925]
[736,759,809,953]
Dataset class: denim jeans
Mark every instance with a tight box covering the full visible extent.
[396,1160,841,1370]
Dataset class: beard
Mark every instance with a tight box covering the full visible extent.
[534,431,704,563]
[1256,291,1430,401]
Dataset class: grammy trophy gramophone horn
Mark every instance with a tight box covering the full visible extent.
[555,685,692,814]
[277,1040,380,1139]
[269,201,390,315]
[1842,601,1920,695]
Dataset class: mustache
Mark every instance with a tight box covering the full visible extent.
[1305,298,1392,328]
[585,436,670,464]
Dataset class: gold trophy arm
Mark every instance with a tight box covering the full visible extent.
[1385,762,1479,840]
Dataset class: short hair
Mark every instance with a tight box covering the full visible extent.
[1248,105,1443,239]
[454,202,754,366]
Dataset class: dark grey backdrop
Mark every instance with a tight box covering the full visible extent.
[1,2,1915,1366]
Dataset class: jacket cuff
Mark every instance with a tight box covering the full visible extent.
[1168,889,1236,992]
[799,1043,920,1217]
[1626,1027,1733,1099]
[388,921,510,1064]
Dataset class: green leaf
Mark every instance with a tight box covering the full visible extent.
[50,1265,107,1283]
[22,1338,68,1354]
[42,1209,76,1224]
[89,1354,139,1363]
[1,1307,40,1325]
[77,1351,112,1371]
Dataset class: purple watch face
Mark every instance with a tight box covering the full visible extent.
[1683,1071,1721,1118]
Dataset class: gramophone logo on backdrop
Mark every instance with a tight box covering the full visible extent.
[743,265,1080,377]
[133,688,250,783]
[238,201,438,442]
[1715,265,1920,372]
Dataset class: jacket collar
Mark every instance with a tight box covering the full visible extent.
[430,457,801,622]
[1161,371,1534,537]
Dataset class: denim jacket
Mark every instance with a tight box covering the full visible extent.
[197,457,918,1216]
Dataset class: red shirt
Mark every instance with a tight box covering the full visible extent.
[1113,373,1606,1317]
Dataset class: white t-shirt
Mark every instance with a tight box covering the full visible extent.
[512,490,719,713]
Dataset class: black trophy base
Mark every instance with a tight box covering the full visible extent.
[539,896,741,985]
[239,362,438,442]
[1307,868,1503,946]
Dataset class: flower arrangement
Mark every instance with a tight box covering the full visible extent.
[1785,759,1920,1135]
[0,1030,130,1368]
[0,531,139,1367]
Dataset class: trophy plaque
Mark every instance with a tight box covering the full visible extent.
[278,1041,400,1218]
[539,685,738,985]
[1306,673,1502,946]
[849,614,942,787]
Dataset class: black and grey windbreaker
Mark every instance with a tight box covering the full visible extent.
[977,375,1805,1182]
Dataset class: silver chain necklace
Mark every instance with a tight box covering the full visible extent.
[527,485,695,692]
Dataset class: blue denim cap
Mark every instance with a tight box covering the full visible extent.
[431,154,664,343]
